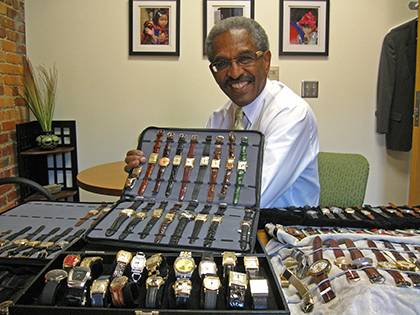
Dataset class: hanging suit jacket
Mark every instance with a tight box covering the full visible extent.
[376,19,417,151]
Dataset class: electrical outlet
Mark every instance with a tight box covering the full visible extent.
[268,66,279,81]
[301,81,319,98]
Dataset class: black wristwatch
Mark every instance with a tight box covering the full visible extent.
[118,201,155,240]
[239,209,254,251]
[189,204,212,244]
[105,200,143,237]
[169,202,198,245]
[138,201,168,239]
[38,269,68,305]
[65,266,91,306]
[191,135,213,201]
[165,134,186,197]
[228,271,248,309]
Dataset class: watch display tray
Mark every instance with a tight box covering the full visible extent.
[11,250,290,315]
[0,201,113,260]
[86,127,264,253]
[258,204,420,230]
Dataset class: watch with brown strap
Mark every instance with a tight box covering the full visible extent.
[75,203,109,227]
[323,238,360,282]
[307,236,335,303]
[366,240,411,287]
[344,239,384,283]
[207,135,224,203]
[152,132,175,194]
[178,135,199,201]
[219,132,236,200]
[138,129,164,196]
[165,133,186,197]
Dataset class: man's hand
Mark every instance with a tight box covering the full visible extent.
[124,149,146,173]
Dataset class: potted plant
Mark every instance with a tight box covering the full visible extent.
[22,58,59,150]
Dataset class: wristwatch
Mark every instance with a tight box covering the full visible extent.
[169,207,196,245]
[152,132,175,194]
[146,253,168,277]
[344,238,384,283]
[191,135,212,201]
[320,208,335,219]
[354,206,375,220]
[154,203,181,243]
[228,271,247,309]
[203,214,223,247]
[0,226,31,248]
[239,209,254,251]
[233,136,248,205]
[105,204,139,237]
[138,129,164,196]
[330,207,347,220]
[381,206,404,218]
[66,266,91,306]
[207,135,224,203]
[173,278,193,307]
[249,278,269,310]
[90,275,110,307]
[198,253,217,278]
[75,203,109,227]
[307,236,335,303]
[118,201,155,240]
[366,240,411,287]
[63,254,81,271]
[165,133,186,197]
[112,250,133,278]
[344,208,363,220]
[109,275,128,307]
[6,225,56,257]
[282,268,314,313]
[189,204,212,244]
[80,256,103,279]
[364,205,391,219]
[178,135,199,201]
[90,204,113,228]
[323,239,360,282]
[138,201,168,239]
[306,209,319,220]
[174,251,196,279]
[145,274,166,308]
[0,225,42,255]
[202,275,221,309]
[222,251,237,279]
[124,164,142,189]
[130,252,146,283]
[219,132,236,200]
[38,269,68,305]
[244,256,260,279]
[42,229,86,258]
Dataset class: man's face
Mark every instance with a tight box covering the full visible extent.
[210,29,271,107]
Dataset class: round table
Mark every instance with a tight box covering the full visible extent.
[77,161,127,196]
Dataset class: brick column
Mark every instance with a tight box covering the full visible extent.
[0,0,27,212]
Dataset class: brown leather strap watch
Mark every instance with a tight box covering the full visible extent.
[207,135,224,203]
[219,132,235,199]
[324,239,360,282]
[152,132,175,194]
[138,129,164,196]
[178,135,198,201]
[307,236,335,303]
[344,239,384,283]
[75,203,109,227]
[366,240,411,287]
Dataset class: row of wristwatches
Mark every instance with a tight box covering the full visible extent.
[38,250,270,310]
[125,130,251,205]
[102,200,255,250]
[278,236,420,313]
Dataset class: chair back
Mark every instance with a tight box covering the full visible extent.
[318,152,369,208]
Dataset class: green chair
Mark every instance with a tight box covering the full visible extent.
[318,152,369,208]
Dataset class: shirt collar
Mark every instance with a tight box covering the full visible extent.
[241,79,270,127]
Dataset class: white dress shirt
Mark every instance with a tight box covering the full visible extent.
[206,79,320,208]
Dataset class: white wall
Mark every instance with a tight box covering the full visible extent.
[25,0,417,204]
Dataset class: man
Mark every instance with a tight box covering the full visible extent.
[125,17,319,208]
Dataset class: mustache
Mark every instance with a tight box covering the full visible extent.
[223,75,255,88]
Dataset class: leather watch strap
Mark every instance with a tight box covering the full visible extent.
[75,203,108,227]
[17,227,62,257]
[0,225,45,255]
[203,286,218,309]
[145,282,164,308]
[326,239,360,282]
[39,279,62,305]
[312,236,335,303]
[178,135,199,201]
[219,132,236,200]
[400,243,418,262]
[138,129,164,196]
[207,135,224,203]
[165,133,186,197]
[382,241,406,261]
[119,201,155,240]
[154,203,181,243]
[367,240,410,287]
[203,215,223,247]
[169,208,196,245]
[138,201,168,239]
[233,136,248,205]
[191,135,212,201]
[153,132,175,194]
[105,200,142,237]
[189,204,212,244]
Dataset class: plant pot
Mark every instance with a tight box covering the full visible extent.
[36,132,60,150]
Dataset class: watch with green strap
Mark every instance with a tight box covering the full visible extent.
[233,136,248,205]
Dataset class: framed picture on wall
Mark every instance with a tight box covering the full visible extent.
[203,0,255,55]
[279,0,329,56]
[129,0,180,56]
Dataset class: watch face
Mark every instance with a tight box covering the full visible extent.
[110,276,129,290]
[131,253,147,271]
[175,258,195,273]
[158,157,170,167]
[90,277,110,294]
[45,269,68,282]
[203,275,221,291]
[120,209,135,216]
[199,261,217,277]
[222,252,237,266]
[68,266,91,288]
[308,259,331,276]
[146,275,165,288]
[244,256,259,270]
[351,257,373,269]
[228,271,248,288]
[146,253,162,271]
[116,250,133,264]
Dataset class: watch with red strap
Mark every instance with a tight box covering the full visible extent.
[323,239,360,282]
[178,135,198,201]
[307,236,335,303]
[152,132,175,194]
[207,135,224,203]
[138,129,164,196]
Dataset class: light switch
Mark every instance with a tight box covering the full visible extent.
[301,81,319,98]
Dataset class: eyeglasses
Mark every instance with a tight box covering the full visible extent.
[209,50,265,73]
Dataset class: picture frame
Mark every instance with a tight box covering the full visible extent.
[279,0,329,56]
[203,0,255,55]
[129,0,180,56]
